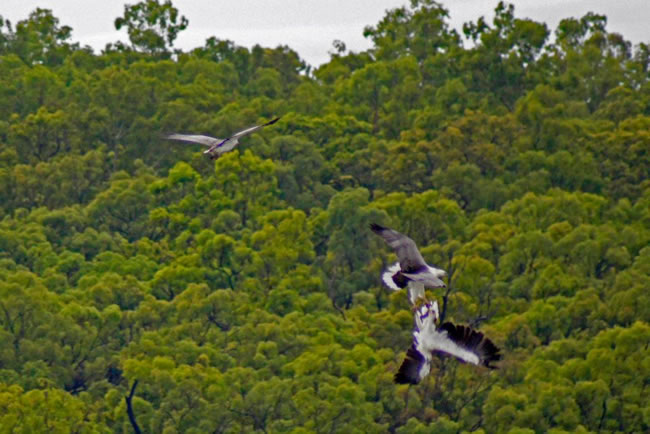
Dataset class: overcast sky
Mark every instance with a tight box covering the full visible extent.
[2,0,648,67]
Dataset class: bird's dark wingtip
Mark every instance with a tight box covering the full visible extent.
[370,222,384,233]
[394,345,424,385]
[265,117,281,126]
[394,372,418,385]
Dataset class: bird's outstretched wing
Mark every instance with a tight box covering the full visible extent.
[370,223,427,273]
[231,117,281,140]
[434,322,502,369]
[167,134,222,147]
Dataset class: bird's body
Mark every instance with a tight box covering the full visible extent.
[395,301,502,385]
[167,117,281,159]
[371,223,446,304]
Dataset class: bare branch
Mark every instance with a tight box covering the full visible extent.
[125,380,142,434]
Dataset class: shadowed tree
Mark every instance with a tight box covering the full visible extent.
[324,188,385,309]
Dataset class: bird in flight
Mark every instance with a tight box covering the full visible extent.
[167,117,281,160]
[370,223,446,305]
[395,301,502,385]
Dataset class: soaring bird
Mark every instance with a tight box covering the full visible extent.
[370,223,446,305]
[394,301,502,385]
[167,117,281,160]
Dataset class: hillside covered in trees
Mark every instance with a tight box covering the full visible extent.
[0,0,649,432]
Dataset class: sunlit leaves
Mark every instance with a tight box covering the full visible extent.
[0,385,108,432]
[210,150,283,227]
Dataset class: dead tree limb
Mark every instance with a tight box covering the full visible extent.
[125,380,142,434]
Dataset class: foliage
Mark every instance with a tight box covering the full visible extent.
[0,1,648,432]
[114,0,188,56]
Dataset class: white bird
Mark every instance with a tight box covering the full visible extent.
[370,223,446,305]
[167,117,281,160]
[395,301,502,385]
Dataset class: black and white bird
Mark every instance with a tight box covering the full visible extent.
[395,301,502,385]
[370,223,446,305]
[167,117,281,160]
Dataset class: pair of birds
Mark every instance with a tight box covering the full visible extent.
[167,117,281,159]
[371,223,502,385]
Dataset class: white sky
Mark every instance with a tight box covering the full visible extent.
[1,0,648,67]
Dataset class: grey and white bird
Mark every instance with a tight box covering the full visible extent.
[370,223,446,305]
[394,301,502,385]
[167,117,281,160]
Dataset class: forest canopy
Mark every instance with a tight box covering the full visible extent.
[0,0,649,432]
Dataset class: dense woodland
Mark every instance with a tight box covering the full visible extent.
[0,0,649,432]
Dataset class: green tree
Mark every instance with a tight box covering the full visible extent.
[1,8,79,65]
[114,0,188,55]
[363,0,460,63]
[324,188,385,309]
[86,173,154,241]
